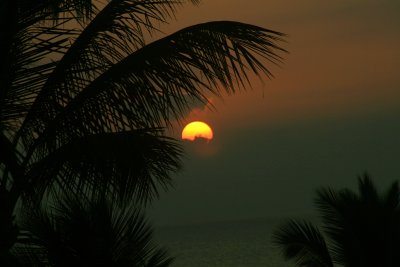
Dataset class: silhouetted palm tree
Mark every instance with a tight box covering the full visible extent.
[16,193,172,267]
[273,174,400,267]
[0,0,287,260]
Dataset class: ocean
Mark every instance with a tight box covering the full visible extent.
[154,218,292,267]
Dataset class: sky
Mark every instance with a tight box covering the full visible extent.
[148,0,400,225]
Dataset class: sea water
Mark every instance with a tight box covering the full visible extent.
[154,218,292,267]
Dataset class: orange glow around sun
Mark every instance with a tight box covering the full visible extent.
[182,121,213,141]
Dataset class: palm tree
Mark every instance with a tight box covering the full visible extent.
[16,192,172,267]
[273,174,400,267]
[0,0,287,260]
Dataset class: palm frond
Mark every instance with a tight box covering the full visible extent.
[383,180,400,211]
[18,0,197,148]
[1,16,77,135]
[25,129,182,203]
[273,219,333,267]
[382,180,400,267]
[314,187,361,265]
[18,194,173,266]
[315,177,400,267]
[23,20,286,162]
[315,187,358,229]
[1,0,93,134]
[357,173,379,204]
[17,0,94,26]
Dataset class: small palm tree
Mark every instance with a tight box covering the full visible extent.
[273,174,400,267]
[16,193,172,267]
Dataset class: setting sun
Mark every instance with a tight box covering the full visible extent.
[182,121,213,141]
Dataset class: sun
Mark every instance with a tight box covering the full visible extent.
[182,121,213,142]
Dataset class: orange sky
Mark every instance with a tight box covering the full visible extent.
[150,0,400,225]
[158,0,400,140]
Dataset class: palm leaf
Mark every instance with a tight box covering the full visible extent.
[272,219,333,267]
[383,180,400,211]
[24,20,286,164]
[17,0,94,23]
[357,173,379,204]
[25,129,182,203]
[1,15,77,135]
[18,0,198,148]
[1,0,93,128]
[18,194,173,266]
[315,177,400,267]
[315,187,361,266]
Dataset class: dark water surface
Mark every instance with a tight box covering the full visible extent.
[154,218,292,267]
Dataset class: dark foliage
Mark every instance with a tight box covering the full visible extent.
[273,174,400,267]
[16,193,173,267]
[0,0,287,265]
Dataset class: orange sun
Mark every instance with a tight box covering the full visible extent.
[182,121,213,142]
